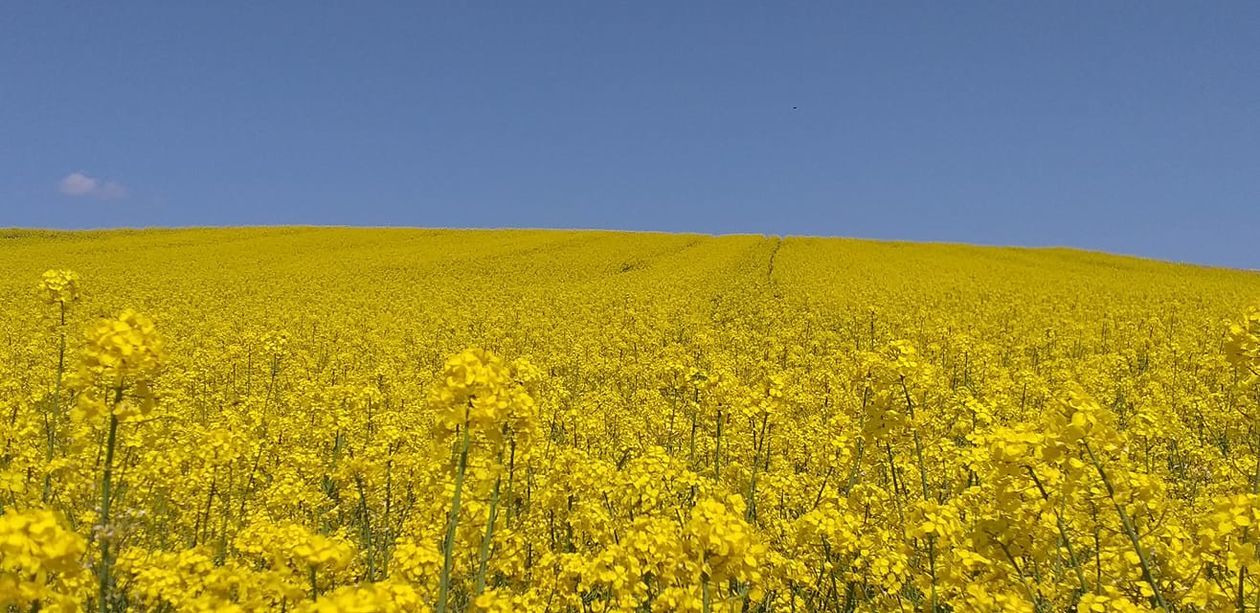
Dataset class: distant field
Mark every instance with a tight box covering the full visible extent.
[3,227,1260,611]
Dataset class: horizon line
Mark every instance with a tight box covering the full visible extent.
[3,224,1255,273]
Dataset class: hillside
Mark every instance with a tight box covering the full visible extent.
[3,227,1260,611]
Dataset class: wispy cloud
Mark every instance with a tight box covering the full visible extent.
[58,172,128,200]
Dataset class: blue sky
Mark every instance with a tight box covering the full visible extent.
[2,3,1257,267]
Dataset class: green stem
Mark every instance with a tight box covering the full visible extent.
[746,414,768,522]
[901,378,936,610]
[1083,442,1167,610]
[43,313,66,503]
[474,472,503,596]
[97,398,120,613]
[1239,418,1260,611]
[436,424,472,613]
[1026,466,1089,594]
[355,475,374,580]
[714,409,723,479]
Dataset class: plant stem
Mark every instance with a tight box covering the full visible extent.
[97,391,121,613]
[714,409,723,479]
[437,423,472,613]
[1026,466,1089,594]
[475,472,503,596]
[43,307,66,503]
[1083,442,1168,610]
[901,378,936,611]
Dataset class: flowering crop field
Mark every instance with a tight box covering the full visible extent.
[4,227,1260,612]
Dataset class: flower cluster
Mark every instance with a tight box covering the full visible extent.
[428,349,538,447]
[77,309,164,387]
[39,269,81,306]
[0,509,86,611]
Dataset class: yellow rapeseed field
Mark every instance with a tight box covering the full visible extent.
[4,227,1260,612]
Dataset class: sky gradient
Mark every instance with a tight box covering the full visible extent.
[2,3,1257,267]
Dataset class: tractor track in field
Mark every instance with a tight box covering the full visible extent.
[767,236,783,287]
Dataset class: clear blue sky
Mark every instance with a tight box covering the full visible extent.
[2,4,1257,267]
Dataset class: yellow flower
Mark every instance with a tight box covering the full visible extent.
[39,269,81,305]
[428,348,537,446]
[0,508,86,611]
[79,309,164,386]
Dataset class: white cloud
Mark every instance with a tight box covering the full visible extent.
[58,172,128,200]
[58,172,97,196]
